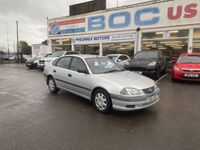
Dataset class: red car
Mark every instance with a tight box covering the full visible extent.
[172,53,200,81]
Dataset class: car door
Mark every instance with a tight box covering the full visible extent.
[66,57,93,100]
[53,56,72,90]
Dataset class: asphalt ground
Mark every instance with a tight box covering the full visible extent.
[0,64,200,150]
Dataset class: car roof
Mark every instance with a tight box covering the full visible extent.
[138,50,160,53]
[63,54,102,59]
[107,54,122,56]
[180,53,200,56]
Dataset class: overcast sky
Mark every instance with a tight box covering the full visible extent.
[0,0,148,52]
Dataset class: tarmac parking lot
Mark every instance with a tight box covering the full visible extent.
[0,64,200,150]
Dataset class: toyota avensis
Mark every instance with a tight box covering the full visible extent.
[44,55,160,113]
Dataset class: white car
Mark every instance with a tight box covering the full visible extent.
[38,51,80,69]
[26,54,50,69]
[44,55,160,113]
[107,54,130,67]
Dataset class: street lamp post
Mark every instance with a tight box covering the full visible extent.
[16,20,19,63]
[7,32,9,56]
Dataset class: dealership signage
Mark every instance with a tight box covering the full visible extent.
[48,0,200,36]
[72,32,135,44]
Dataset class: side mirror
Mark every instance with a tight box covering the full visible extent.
[117,59,122,62]
[77,69,89,74]
[172,59,177,64]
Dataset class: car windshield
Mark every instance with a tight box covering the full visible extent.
[107,56,118,61]
[86,57,124,74]
[134,51,158,59]
[50,51,65,57]
[32,54,46,61]
[178,55,200,63]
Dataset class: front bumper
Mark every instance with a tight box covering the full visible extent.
[110,88,160,111]
[38,63,45,69]
[125,66,156,77]
[172,71,200,81]
[26,62,37,68]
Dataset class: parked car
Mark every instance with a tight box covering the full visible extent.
[26,54,51,69]
[9,54,31,62]
[106,54,130,67]
[171,53,200,81]
[38,51,80,69]
[44,55,160,113]
[125,50,168,80]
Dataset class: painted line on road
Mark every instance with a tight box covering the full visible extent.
[156,73,168,83]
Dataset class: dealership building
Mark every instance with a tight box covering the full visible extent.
[47,0,200,58]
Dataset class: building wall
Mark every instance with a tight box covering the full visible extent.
[47,0,200,57]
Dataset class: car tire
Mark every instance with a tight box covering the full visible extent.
[92,89,112,113]
[28,66,32,69]
[48,77,59,94]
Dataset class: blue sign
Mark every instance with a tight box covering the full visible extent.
[88,7,160,31]
[50,22,60,35]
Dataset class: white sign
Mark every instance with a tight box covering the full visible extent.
[72,32,135,44]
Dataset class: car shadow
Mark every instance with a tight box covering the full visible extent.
[47,90,159,119]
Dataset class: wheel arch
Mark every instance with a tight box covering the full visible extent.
[47,75,54,85]
[91,87,111,101]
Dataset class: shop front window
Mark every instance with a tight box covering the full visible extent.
[52,39,71,52]
[74,44,99,55]
[102,42,134,57]
[193,29,200,52]
[142,29,189,58]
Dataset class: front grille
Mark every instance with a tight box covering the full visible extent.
[143,86,155,94]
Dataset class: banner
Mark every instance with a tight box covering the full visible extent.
[48,0,200,36]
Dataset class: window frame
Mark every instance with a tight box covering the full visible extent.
[54,56,72,69]
[69,57,89,73]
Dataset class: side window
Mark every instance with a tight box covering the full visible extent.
[56,57,71,69]
[124,56,129,60]
[70,57,88,72]
[121,56,129,60]
[118,56,128,61]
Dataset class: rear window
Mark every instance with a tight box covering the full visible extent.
[178,55,200,63]
[134,51,158,59]
[108,56,118,60]
[51,51,65,57]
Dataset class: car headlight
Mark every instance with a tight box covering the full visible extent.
[148,61,156,66]
[154,83,158,90]
[120,88,141,96]
[173,65,181,71]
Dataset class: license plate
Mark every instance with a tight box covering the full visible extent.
[135,71,142,75]
[184,74,198,78]
[147,94,159,102]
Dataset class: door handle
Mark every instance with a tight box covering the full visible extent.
[53,70,56,73]
[68,74,72,77]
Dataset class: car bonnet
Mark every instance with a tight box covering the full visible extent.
[95,71,156,90]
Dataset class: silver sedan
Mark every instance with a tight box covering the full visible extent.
[44,55,160,113]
